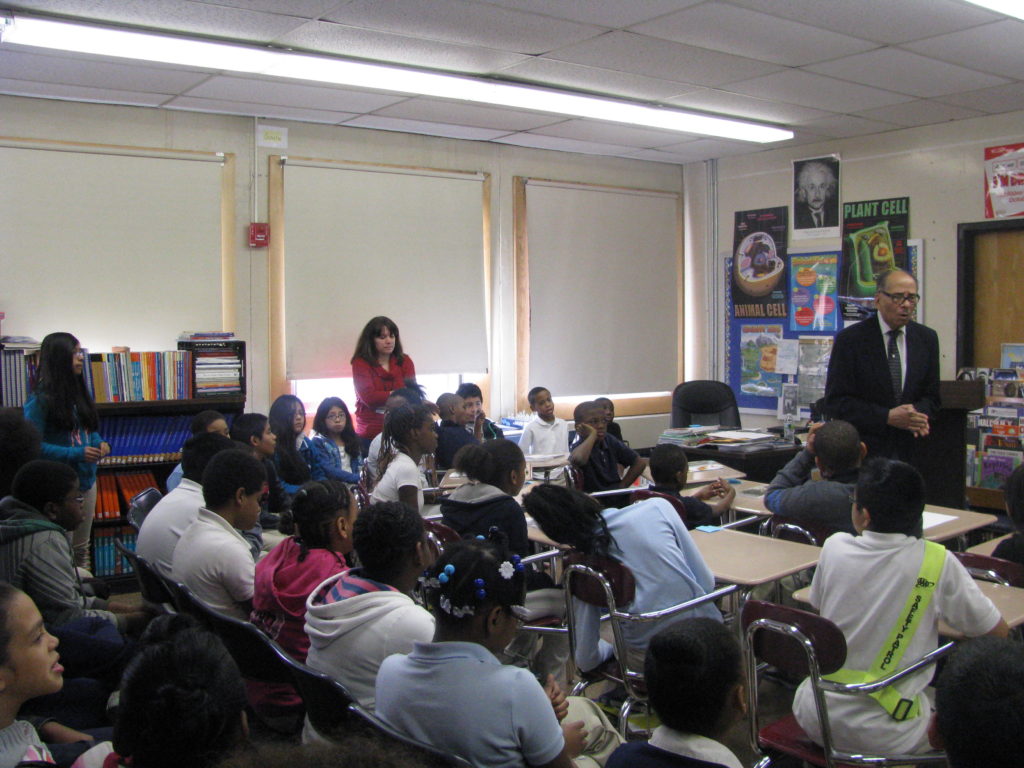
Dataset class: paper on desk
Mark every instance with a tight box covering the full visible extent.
[922,511,957,530]
[688,461,726,472]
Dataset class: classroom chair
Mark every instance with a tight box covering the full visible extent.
[952,550,1024,587]
[630,488,691,525]
[265,641,359,742]
[563,554,739,738]
[742,600,950,768]
[347,702,473,768]
[113,538,174,607]
[563,464,584,491]
[422,519,461,560]
[670,380,741,429]
[126,486,163,531]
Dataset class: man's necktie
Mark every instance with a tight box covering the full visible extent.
[887,329,903,403]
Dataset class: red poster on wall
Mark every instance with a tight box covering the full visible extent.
[984,143,1024,219]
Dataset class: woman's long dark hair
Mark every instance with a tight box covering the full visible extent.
[350,316,405,367]
[269,395,311,486]
[34,332,98,432]
[312,397,360,463]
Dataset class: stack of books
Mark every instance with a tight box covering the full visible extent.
[192,346,243,397]
[0,336,40,407]
[87,350,194,403]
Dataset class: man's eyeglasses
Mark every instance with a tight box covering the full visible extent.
[879,291,920,306]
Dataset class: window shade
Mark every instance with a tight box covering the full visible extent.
[281,161,488,379]
[525,180,681,396]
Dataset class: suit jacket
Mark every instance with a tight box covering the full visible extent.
[794,201,838,229]
[824,315,940,460]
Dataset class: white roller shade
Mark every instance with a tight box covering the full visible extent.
[282,161,488,379]
[525,180,681,396]
[0,144,224,350]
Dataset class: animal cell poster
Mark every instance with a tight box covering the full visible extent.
[839,197,909,322]
[732,207,788,319]
[738,324,783,398]
[789,252,839,332]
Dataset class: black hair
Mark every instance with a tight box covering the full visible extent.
[11,459,78,514]
[1005,464,1024,535]
[813,420,861,477]
[312,397,360,463]
[594,397,615,416]
[935,636,1024,768]
[189,410,226,436]
[113,627,247,768]
[453,440,524,494]
[279,480,352,562]
[388,386,425,406]
[378,404,433,475]
[455,383,482,401]
[645,618,742,737]
[34,331,98,433]
[138,613,200,647]
[855,457,924,536]
[648,443,689,487]
[352,501,424,585]
[422,535,526,628]
[527,386,550,408]
[351,316,405,367]
[573,400,603,424]
[0,583,22,666]
[0,409,41,498]
[182,433,236,483]
[201,449,266,509]
[435,393,461,421]
[269,395,311,487]
[521,484,613,559]
[229,413,268,446]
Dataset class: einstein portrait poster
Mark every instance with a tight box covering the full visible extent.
[732,206,788,319]
[792,155,841,240]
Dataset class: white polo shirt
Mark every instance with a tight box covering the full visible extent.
[171,507,254,620]
[519,416,569,456]
[135,478,203,579]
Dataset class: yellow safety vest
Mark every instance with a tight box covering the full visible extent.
[824,540,946,721]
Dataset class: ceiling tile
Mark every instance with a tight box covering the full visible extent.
[664,88,831,124]
[794,114,900,139]
[494,58,702,101]
[494,132,636,157]
[275,21,529,74]
[805,48,1008,98]
[901,20,1024,80]
[723,0,1002,45]
[629,2,877,67]
[527,119,696,148]
[854,99,985,127]
[544,30,783,87]
[728,69,914,113]
[0,77,168,106]
[320,0,606,54]
[0,49,210,94]
[165,95,356,124]
[186,0,344,17]
[652,136,769,157]
[183,75,406,112]
[938,82,1024,114]
[475,0,704,29]
[373,98,563,131]
[621,144,749,164]
[342,114,512,140]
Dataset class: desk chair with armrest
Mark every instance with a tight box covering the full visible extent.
[671,380,741,429]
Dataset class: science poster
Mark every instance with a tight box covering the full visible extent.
[839,197,909,322]
[732,207,788,319]
[738,323,783,398]
[789,252,839,332]
[984,142,1024,219]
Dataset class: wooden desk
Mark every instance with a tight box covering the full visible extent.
[967,533,1012,557]
[691,528,820,587]
[730,480,771,517]
[682,444,801,483]
[922,506,997,543]
[685,461,745,486]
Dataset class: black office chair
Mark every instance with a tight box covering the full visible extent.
[671,380,741,428]
[266,641,359,741]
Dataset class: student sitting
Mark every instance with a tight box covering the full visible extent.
[765,420,864,537]
[250,480,356,720]
[519,386,569,456]
[164,409,229,492]
[136,432,236,578]
[992,464,1024,566]
[304,501,434,714]
[434,393,480,470]
[364,386,425,484]
[570,401,646,492]
[231,412,289,530]
[791,458,1008,756]
[376,535,620,768]
[309,397,362,485]
[523,485,719,673]
[931,636,1024,768]
[269,395,322,496]
[594,397,624,444]
[607,619,747,768]
[647,444,735,529]
[370,404,437,512]
[456,383,504,440]
[171,449,266,620]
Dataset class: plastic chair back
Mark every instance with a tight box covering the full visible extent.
[113,538,173,605]
[742,599,847,679]
[563,464,584,491]
[953,551,1024,587]
[127,486,163,531]
[347,703,473,768]
[267,644,357,739]
[630,489,689,525]
[671,380,740,429]
[564,553,636,609]
[423,519,462,559]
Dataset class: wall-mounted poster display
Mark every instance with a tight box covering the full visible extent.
[792,155,840,240]
[738,323,784,399]
[789,251,839,332]
[984,142,1024,219]
[839,197,909,322]
[732,207,788,319]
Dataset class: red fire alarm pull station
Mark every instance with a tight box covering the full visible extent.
[249,223,269,248]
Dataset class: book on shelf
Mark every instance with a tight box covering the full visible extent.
[98,414,197,466]
[87,350,194,403]
[178,340,245,397]
[91,527,136,578]
[178,331,236,340]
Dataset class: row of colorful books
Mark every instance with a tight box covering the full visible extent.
[86,350,194,403]
[97,416,196,466]
[0,347,39,407]
[967,402,1023,492]
[95,470,161,519]
[92,528,136,578]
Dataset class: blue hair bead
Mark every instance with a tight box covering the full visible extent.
[476,588,486,599]
[444,564,455,575]
[438,572,449,584]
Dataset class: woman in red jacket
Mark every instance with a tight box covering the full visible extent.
[351,316,417,450]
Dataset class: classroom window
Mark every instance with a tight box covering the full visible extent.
[293,372,486,421]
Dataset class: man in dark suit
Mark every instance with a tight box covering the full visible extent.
[824,269,939,460]
[794,159,839,229]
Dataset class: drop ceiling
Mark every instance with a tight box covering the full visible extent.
[1,0,1021,164]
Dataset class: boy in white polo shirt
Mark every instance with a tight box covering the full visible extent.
[519,386,569,456]
[792,457,1008,756]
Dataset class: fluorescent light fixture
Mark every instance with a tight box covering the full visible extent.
[963,1,1024,21]
[0,15,793,143]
